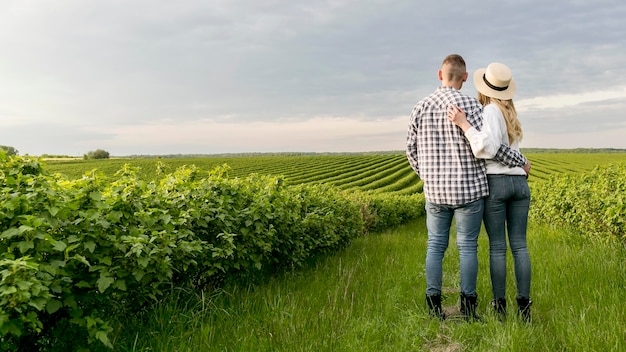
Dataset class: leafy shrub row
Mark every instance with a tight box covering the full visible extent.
[0,155,424,350]
[347,191,425,232]
[530,162,626,245]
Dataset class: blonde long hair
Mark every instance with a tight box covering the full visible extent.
[478,92,523,143]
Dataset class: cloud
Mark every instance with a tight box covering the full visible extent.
[1,0,626,155]
[517,87,626,111]
[89,115,408,155]
[513,86,626,139]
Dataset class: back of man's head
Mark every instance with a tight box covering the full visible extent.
[441,54,467,83]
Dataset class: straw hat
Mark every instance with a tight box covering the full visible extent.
[473,62,516,100]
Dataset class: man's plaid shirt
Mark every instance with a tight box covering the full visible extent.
[406,86,527,205]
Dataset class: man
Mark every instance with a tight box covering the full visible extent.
[406,54,529,321]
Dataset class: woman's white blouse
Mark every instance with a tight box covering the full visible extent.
[464,104,526,176]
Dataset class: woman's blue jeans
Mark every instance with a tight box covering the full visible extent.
[483,175,531,300]
[425,198,483,296]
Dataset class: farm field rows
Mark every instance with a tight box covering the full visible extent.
[6,151,625,350]
[45,152,625,195]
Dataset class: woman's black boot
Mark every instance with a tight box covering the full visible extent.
[491,298,507,321]
[460,292,483,322]
[516,297,532,323]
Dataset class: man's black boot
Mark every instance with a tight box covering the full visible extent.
[426,294,446,320]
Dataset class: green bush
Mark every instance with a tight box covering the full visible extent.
[0,146,18,156]
[0,157,205,350]
[0,155,427,350]
[347,191,425,233]
[531,162,626,245]
[83,149,110,160]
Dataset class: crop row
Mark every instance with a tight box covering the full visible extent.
[45,152,625,195]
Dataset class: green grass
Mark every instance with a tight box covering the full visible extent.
[110,218,626,352]
[39,153,625,351]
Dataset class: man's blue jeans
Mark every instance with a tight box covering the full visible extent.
[425,198,484,296]
[483,175,531,300]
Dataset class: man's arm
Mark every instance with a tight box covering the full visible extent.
[493,143,528,168]
[406,108,421,176]
[494,145,531,174]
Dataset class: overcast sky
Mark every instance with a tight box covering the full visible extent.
[2,0,626,156]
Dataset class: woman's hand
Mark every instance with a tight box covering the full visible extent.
[447,105,471,132]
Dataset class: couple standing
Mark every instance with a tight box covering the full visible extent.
[406,54,532,322]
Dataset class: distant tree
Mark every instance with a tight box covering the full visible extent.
[0,145,19,156]
[83,149,110,160]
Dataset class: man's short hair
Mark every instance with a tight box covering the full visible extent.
[442,54,467,82]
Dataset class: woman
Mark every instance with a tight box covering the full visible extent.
[447,62,532,322]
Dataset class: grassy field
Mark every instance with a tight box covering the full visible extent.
[40,152,626,351]
[111,219,626,351]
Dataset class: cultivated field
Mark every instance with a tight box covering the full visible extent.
[44,152,625,193]
[4,151,625,351]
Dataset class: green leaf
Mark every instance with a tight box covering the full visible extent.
[52,240,67,252]
[75,281,92,288]
[48,206,59,216]
[16,241,34,253]
[84,241,96,253]
[50,259,66,269]
[1,286,17,296]
[65,243,80,254]
[97,276,115,293]
[18,225,34,235]
[28,297,47,311]
[138,257,150,268]
[0,228,20,239]
[89,191,102,201]
[0,313,9,328]
[96,331,113,348]
[132,270,145,282]
[16,280,33,290]
[72,254,90,267]
[112,279,127,291]
[67,235,81,243]
[46,299,63,314]
[5,321,22,336]
[64,295,78,309]
[96,218,110,228]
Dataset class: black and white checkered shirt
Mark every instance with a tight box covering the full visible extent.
[406,86,526,205]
